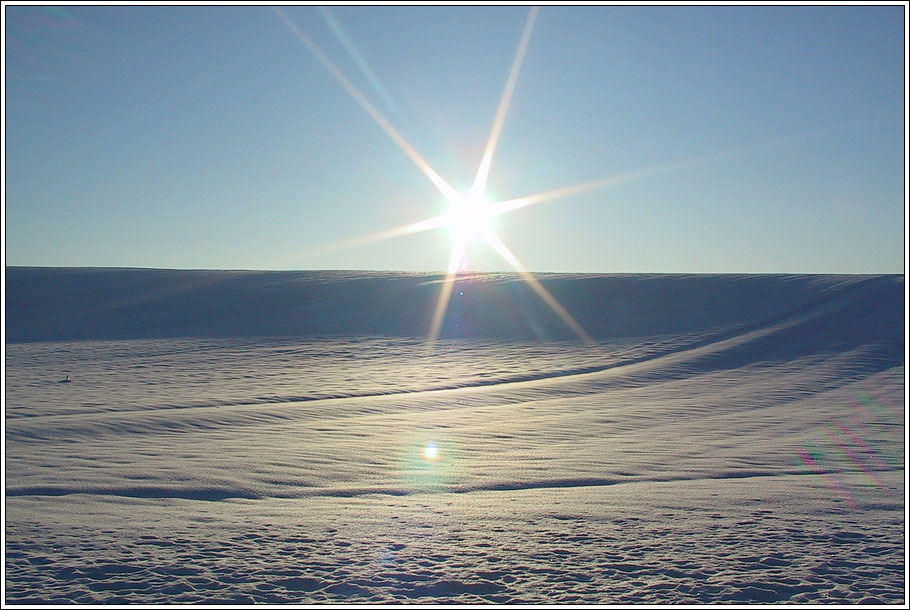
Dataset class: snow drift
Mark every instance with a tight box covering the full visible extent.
[4,268,905,604]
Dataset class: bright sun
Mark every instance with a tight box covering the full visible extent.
[278,6,593,343]
[444,193,493,242]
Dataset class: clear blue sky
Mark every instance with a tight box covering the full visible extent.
[4,4,906,273]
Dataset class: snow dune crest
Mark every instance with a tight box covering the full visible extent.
[5,267,902,345]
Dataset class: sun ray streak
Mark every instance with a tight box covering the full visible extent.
[317,7,404,121]
[482,229,593,344]
[490,177,612,217]
[488,149,751,218]
[428,238,468,341]
[296,215,450,261]
[471,7,538,197]
[272,7,457,201]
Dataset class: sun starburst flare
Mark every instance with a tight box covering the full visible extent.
[276,7,595,342]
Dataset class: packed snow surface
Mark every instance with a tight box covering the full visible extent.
[4,269,905,603]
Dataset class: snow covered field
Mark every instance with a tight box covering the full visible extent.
[4,269,905,603]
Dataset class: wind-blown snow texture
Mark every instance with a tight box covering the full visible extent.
[4,269,905,604]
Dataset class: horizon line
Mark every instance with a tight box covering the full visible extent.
[2,265,904,277]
